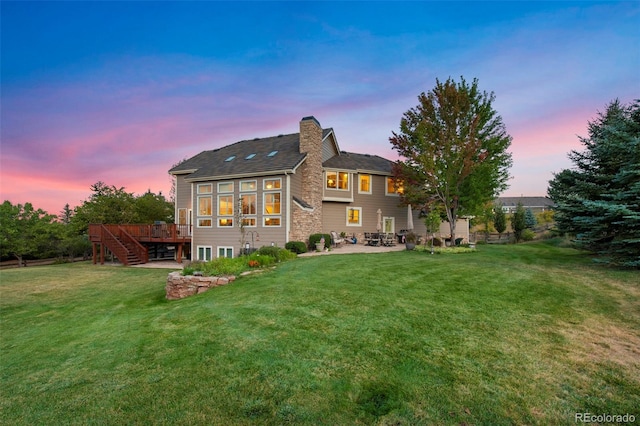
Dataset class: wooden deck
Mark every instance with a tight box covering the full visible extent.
[89,224,191,265]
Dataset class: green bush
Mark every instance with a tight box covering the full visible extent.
[285,241,307,254]
[309,234,331,250]
[246,252,276,268]
[522,229,536,241]
[256,246,296,262]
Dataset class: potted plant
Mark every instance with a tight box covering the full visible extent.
[405,231,417,250]
[316,236,325,252]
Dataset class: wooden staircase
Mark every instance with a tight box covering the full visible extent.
[90,225,148,266]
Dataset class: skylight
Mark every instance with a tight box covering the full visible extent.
[245,153,256,160]
[267,150,278,157]
[225,155,236,162]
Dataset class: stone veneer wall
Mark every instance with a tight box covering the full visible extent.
[290,117,323,243]
[166,271,235,300]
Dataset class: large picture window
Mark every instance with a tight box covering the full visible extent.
[240,194,257,228]
[197,196,212,227]
[218,194,234,227]
[264,192,281,215]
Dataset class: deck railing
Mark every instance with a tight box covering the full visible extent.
[117,226,149,264]
[89,223,191,243]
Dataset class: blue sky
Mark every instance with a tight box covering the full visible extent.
[1,1,638,214]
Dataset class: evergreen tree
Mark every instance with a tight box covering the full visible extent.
[548,99,640,268]
[511,202,526,243]
[494,204,507,239]
[524,208,537,229]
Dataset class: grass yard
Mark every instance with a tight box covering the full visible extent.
[1,241,638,425]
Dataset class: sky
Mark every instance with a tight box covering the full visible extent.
[1,1,639,215]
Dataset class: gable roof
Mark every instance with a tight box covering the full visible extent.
[170,132,318,181]
[323,151,393,174]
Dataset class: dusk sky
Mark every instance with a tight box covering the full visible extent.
[1,1,638,215]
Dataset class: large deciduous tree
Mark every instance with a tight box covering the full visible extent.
[390,77,513,243]
[0,201,58,266]
[548,99,640,268]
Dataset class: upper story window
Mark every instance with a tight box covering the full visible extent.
[240,180,257,191]
[264,178,281,190]
[386,177,404,196]
[197,184,212,194]
[264,192,281,215]
[359,175,371,194]
[218,182,233,193]
[245,153,256,160]
[225,155,236,162]
[326,171,349,190]
[267,150,278,157]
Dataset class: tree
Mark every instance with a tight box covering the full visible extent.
[548,99,640,267]
[390,77,513,243]
[524,208,537,229]
[511,202,526,243]
[0,201,58,266]
[134,190,174,224]
[494,204,507,240]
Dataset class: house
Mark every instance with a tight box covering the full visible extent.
[169,116,469,260]
[497,196,555,213]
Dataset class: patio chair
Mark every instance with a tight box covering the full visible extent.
[330,231,344,247]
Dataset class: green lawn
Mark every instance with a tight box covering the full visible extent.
[1,241,638,425]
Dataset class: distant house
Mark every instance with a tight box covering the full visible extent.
[497,196,555,213]
[169,116,469,260]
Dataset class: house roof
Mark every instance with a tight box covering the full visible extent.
[496,196,555,208]
[323,151,393,174]
[170,130,332,181]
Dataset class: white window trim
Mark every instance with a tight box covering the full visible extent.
[196,195,213,228]
[197,245,212,261]
[263,191,281,215]
[358,174,372,194]
[346,206,362,227]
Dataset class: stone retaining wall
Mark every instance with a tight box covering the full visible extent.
[166,271,236,300]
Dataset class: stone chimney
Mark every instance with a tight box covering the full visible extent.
[290,116,323,242]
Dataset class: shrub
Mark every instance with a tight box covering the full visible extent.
[256,245,296,262]
[309,234,331,250]
[522,229,536,241]
[285,241,307,254]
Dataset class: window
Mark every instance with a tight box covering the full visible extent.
[347,207,362,226]
[218,182,233,193]
[197,196,212,227]
[240,194,257,228]
[264,192,281,214]
[264,217,281,227]
[218,247,233,258]
[218,194,234,227]
[245,153,256,160]
[264,178,281,190]
[197,246,212,261]
[386,177,404,196]
[241,194,257,215]
[326,170,349,190]
[225,155,236,162]
[240,180,257,191]
[359,175,371,194]
[197,184,212,194]
[267,150,278,157]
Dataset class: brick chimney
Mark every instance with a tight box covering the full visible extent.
[291,116,323,242]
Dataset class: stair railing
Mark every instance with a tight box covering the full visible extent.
[100,225,131,265]
[117,226,149,264]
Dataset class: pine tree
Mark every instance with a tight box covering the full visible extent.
[494,204,507,239]
[548,99,640,268]
[511,202,526,243]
